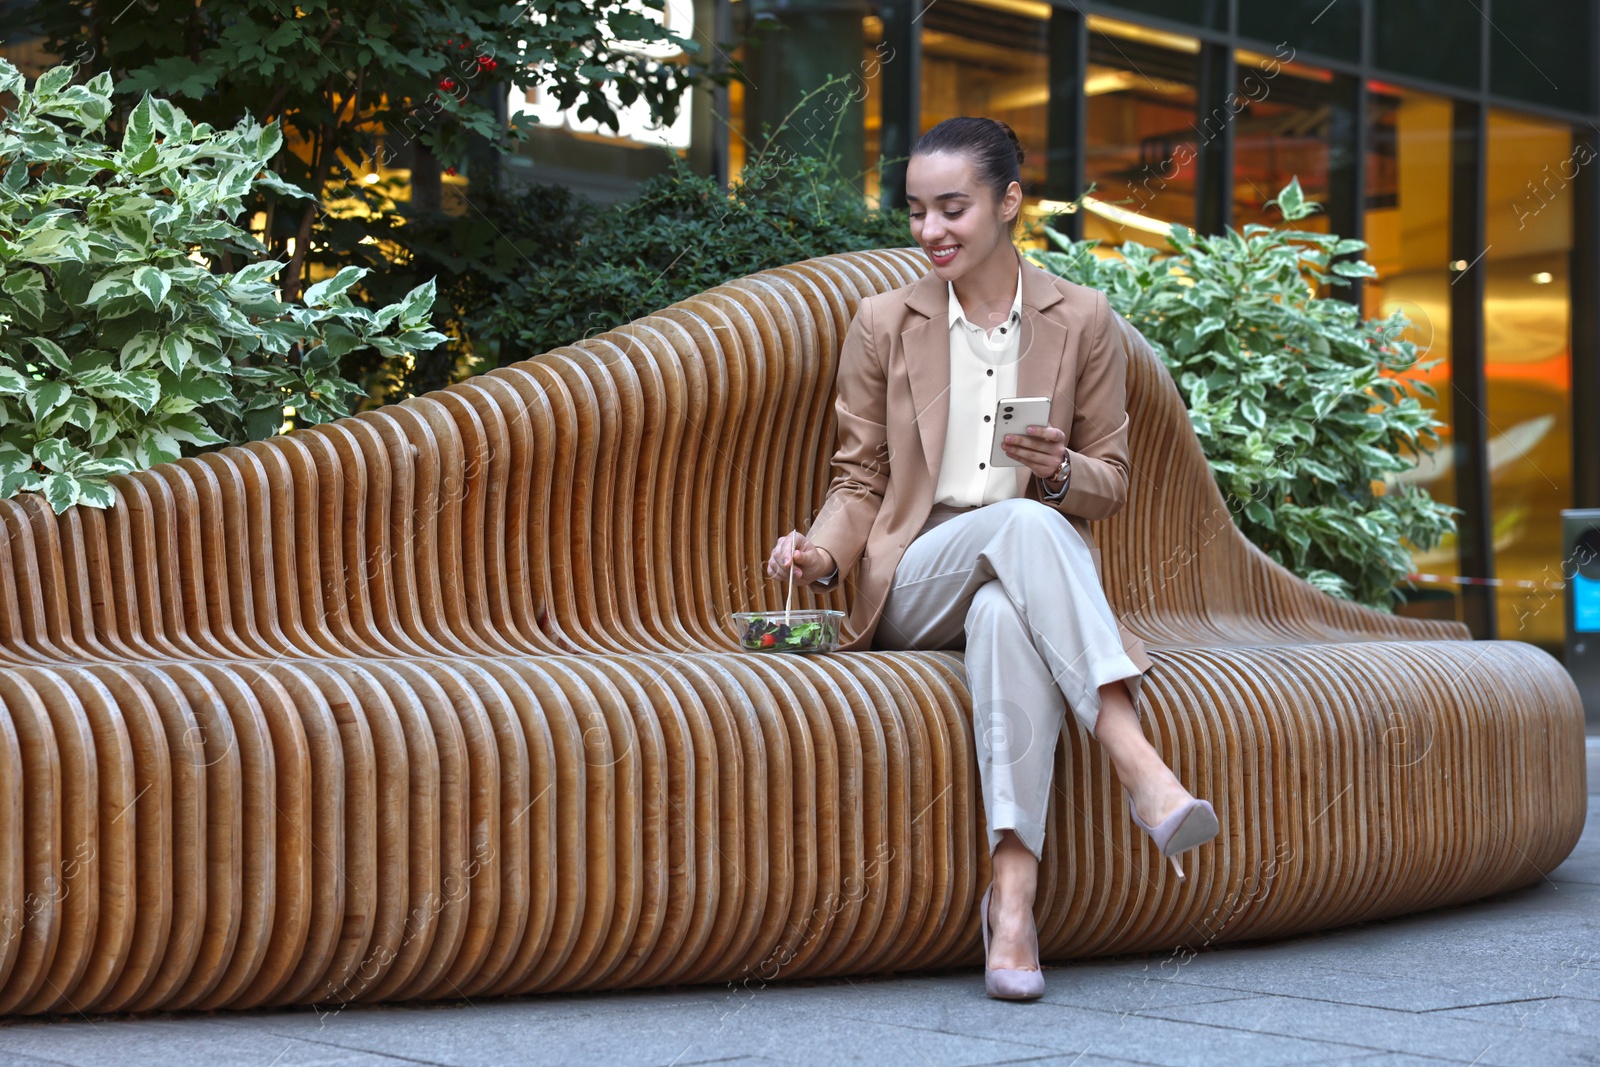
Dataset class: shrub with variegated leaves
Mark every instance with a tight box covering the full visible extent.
[1028,179,1456,610]
[0,60,445,511]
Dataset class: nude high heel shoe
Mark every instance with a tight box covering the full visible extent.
[1127,793,1219,881]
[980,884,1045,1000]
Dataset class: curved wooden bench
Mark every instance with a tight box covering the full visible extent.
[0,248,1584,1013]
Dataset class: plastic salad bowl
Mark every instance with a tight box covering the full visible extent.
[732,609,846,653]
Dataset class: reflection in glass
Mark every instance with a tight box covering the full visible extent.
[862,13,886,206]
[1488,7,1594,113]
[1373,0,1481,92]
[1237,0,1360,62]
[1485,111,1575,650]
[1079,18,1198,249]
[1362,87,1458,622]
[727,10,886,196]
[1229,56,1334,233]
[919,1,1050,240]
[727,55,747,180]
[1101,0,1226,32]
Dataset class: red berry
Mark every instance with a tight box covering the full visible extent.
[484,58,497,71]
[439,78,455,91]
[445,166,457,176]
[760,633,776,648]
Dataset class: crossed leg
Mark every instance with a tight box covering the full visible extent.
[874,499,1192,971]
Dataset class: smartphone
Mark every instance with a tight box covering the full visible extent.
[988,396,1053,468]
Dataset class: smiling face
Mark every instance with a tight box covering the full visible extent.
[905,150,1022,281]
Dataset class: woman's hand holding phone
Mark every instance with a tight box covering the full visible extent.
[1001,423,1069,486]
[766,530,836,584]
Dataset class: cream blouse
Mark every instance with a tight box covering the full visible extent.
[933,259,1025,507]
[814,258,1066,587]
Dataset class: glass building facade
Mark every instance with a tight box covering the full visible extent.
[707,0,1600,655]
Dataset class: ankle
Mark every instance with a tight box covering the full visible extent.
[991,883,1036,918]
[1127,769,1189,818]
[990,832,1039,905]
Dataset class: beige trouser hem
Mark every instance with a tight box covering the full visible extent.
[871,497,1145,862]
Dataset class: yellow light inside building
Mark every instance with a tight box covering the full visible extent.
[1031,196,1176,237]
[1079,196,1176,237]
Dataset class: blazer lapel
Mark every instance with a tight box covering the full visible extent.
[1014,258,1069,404]
[901,269,951,487]
[900,256,1072,487]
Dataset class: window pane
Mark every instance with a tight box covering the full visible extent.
[1485,111,1575,650]
[1489,7,1595,114]
[863,10,887,206]
[1230,58,1336,233]
[0,36,52,81]
[1238,0,1360,62]
[1098,0,1226,32]
[1363,88,1459,623]
[1374,1,1481,92]
[919,0,1050,200]
[1079,22,1200,249]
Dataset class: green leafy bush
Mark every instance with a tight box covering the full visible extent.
[1028,180,1456,609]
[256,75,909,401]
[4,0,726,303]
[313,179,594,401]
[0,61,445,511]
[468,118,912,369]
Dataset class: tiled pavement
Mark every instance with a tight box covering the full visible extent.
[2,738,1595,1067]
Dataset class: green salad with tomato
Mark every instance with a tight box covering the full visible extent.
[738,615,840,652]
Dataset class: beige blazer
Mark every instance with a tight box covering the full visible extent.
[805,254,1155,670]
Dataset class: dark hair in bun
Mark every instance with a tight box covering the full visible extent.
[910,116,1025,218]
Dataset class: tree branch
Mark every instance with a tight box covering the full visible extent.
[264,17,343,121]
[282,75,339,304]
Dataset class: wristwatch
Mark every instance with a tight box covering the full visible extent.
[1044,451,1072,498]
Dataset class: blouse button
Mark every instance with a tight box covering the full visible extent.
[986,369,994,377]
[983,415,991,422]
[978,462,986,470]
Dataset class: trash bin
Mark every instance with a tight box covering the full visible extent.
[1564,509,1600,728]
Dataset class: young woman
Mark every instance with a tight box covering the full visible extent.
[764,116,1218,1000]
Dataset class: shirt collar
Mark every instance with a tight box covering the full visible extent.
[947,258,1024,331]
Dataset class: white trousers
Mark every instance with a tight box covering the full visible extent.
[871,497,1145,862]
